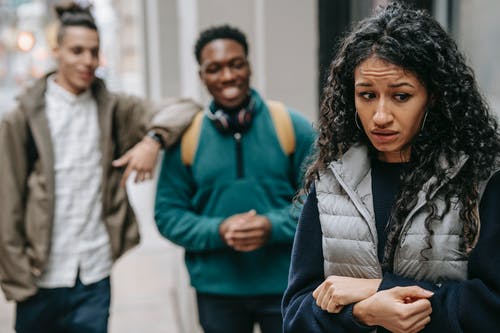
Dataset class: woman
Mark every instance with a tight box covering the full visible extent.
[282,2,500,333]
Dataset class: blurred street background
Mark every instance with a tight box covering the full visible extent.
[1,0,499,332]
[1,0,499,120]
[0,168,205,333]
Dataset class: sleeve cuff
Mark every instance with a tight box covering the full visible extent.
[379,272,437,292]
[211,217,227,249]
[340,304,375,332]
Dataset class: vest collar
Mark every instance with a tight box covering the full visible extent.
[330,143,470,200]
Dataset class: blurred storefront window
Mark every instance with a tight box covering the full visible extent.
[0,0,145,117]
[1,1,55,114]
[2,0,498,121]
[454,0,500,118]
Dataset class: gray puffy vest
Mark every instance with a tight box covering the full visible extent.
[317,144,493,283]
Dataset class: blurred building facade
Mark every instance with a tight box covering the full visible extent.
[0,1,499,333]
[1,0,499,118]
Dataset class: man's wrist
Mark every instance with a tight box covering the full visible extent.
[146,130,165,148]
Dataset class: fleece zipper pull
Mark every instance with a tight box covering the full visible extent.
[234,132,244,178]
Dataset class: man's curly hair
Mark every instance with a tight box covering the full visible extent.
[194,24,248,64]
[305,1,500,270]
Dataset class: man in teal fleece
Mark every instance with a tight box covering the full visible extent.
[154,24,315,333]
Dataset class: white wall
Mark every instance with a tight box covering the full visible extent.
[456,0,500,118]
[143,0,318,120]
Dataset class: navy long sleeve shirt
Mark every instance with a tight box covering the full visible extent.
[282,172,500,332]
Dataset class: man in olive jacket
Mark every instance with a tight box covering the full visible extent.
[0,2,200,333]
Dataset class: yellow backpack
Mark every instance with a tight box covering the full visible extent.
[180,100,295,166]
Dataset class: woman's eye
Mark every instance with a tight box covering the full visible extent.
[394,93,411,101]
[359,92,375,100]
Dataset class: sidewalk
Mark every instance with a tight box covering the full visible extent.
[0,178,203,333]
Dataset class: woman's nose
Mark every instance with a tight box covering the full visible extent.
[373,99,393,126]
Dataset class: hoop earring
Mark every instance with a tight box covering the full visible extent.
[420,111,428,131]
[354,111,362,131]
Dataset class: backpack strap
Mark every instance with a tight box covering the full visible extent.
[181,111,204,166]
[267,100,295,156]
[180,100,295,166]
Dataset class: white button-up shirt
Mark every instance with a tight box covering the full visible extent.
[36,76,113,288]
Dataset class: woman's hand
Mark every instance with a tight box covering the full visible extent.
[313,276,381,313]
[353,286,433,333]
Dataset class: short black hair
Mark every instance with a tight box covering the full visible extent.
[194,24,248,64]
[54,1,98,43]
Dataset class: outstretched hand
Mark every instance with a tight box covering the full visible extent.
[112,136,161,187]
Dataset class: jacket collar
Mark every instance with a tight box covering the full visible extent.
[17,73,113,203]
[17,72,108,115]
[18,75,54,200]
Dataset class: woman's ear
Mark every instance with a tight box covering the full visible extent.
[428,94,436,108]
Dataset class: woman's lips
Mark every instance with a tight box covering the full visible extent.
[370,130,399,143]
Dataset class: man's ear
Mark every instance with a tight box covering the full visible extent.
[52,45,60,61]
[198,69,203,80]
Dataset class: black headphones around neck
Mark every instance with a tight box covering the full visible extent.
[206,98,255,134]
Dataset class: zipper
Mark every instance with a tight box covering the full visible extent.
[234,132,244,178]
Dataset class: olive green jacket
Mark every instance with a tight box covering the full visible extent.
[0,74,201,301]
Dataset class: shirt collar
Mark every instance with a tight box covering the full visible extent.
[46,74,92,104]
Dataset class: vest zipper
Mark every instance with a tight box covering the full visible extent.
[234,132,244,178]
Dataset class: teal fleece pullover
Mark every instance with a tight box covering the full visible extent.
[155,90,315,296]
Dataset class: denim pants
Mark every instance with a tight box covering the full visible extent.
[15,276,110,333]
[196,293,283,333]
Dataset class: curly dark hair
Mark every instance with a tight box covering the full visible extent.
[54,1,97,43]
[305,1,500,269]
[194,24,248,64]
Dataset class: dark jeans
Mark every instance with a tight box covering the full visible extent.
[15,276,110,333]
[196,293,283,333]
